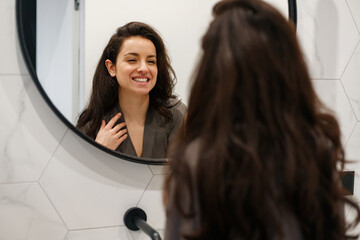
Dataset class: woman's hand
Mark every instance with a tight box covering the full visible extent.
[95,113,127,150]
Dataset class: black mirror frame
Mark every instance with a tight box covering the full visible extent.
[15,0,297,165]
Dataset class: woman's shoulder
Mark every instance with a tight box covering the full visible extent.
[166,98,187,118]
[180,138,202,170]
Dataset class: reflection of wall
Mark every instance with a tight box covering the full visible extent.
[82,0,288,110]
[264,0,289,17]
[37,0,79,124]
[1,0,360,240]
[82,0,219,109]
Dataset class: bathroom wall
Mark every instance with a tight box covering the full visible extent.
[0,0,360,239]
[297,0,360,192]
[37,0,79,124]
[83,0,287,111]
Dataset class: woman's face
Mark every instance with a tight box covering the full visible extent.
[106,36,158,97]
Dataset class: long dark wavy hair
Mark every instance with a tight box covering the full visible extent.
[76,21,176,138]
[166,0,360,239]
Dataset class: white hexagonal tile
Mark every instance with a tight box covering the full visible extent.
[0,0,28,75]
[0,75,67,183]
[312,80,357,144]
[344,201,360,237]
[297,0,360,79]
[347,0,360,32]
[0,183,67,240]
[345,123,360,200]
[148,165,170,175]
[137,175,166,230]
[341,42,360,121]
[66,227,133,240]
[40,130,153,230]
[346,123,360,163]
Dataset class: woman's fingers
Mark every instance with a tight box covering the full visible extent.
[111,121,126,133]
[115,128,127,138]
[99,119,106,130]
[106,113,122,129]
[94,113,128,150]
[117,133,128,145]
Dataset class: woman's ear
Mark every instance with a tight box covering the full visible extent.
[105,59,116,77]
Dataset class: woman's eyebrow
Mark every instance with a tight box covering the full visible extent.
[123,53,156,58]
[123,52,139,57]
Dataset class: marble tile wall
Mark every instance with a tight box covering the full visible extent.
[0,0,166,238]
[297,0,360,199]
[1,0,360,239]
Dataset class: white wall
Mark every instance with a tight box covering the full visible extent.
[0,0,360,239]
[37,0,79,124]
[1,0,165,238]
[82,0,288,109]
[297,0,360,228]
[83,0,218,108]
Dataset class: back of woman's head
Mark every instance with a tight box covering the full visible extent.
[169,0,360,239]
[188,0,314,138]
[77,21,176,137]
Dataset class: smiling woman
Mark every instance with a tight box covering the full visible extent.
[16,0,297,164]
[76,22,187,159]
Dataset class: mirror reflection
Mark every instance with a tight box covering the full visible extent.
[35,0,293,160]
[76,22,187,158]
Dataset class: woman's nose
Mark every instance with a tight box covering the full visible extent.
[137,61,149,73]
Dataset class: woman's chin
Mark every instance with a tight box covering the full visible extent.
[131,88,153,97]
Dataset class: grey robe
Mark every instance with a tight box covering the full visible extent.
[103,100,187,158]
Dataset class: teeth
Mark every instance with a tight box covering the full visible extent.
[134,78,148,82]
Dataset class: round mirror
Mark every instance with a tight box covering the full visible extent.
[16,0,297,164]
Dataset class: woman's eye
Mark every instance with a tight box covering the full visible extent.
[127,59,136,63]
[148,60,156,64]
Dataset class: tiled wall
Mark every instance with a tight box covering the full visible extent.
[0,0,360,239]
[1,1,166,239]
[297,0,360,193]
[298,0,360,232]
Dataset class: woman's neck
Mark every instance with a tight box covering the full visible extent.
[118,90,149,124]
